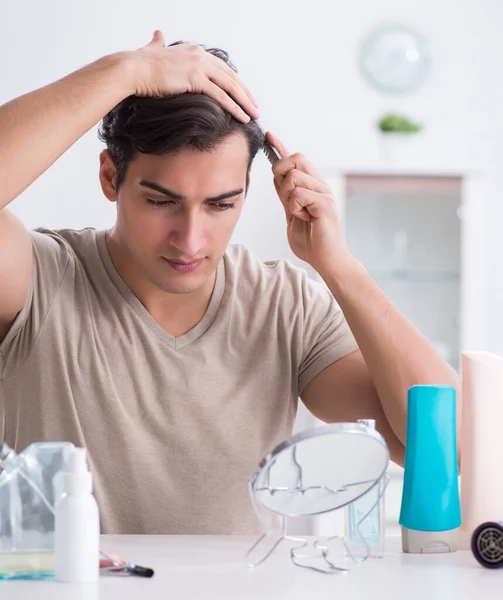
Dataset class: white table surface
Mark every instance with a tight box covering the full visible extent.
[1,534,501,599]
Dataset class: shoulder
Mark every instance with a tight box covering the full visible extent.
[30,227,99,266]
[31,226,97,251]
[224,244,331,307]
[225,244,309,286]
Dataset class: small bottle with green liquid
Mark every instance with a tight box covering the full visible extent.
[0,441,73,580]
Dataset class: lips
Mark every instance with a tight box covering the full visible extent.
[162,258,204,273]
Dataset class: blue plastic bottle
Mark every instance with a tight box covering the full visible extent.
[399,385,461,553]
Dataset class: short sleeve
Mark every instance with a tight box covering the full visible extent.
[0,228,74,376]
[298,275,359,394]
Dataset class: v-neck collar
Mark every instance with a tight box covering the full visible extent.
[95,230,226,351]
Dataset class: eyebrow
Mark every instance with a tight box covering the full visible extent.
[139,180,244,202]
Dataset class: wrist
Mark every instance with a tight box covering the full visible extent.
[318,252,364,294]
[100,51,139,98]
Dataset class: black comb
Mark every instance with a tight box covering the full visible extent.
[262,141,281,166]
[255,121,281,166]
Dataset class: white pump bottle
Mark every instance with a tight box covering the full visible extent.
[55,447,100,583]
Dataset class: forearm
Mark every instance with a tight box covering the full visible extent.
[0,52,135,211]
[322,256,461,446]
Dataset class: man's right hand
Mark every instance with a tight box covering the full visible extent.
[127,30,259,124]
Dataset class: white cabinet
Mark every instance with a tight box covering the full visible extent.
[327,171,487,366]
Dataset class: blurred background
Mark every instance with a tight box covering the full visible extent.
[0,0,500,535]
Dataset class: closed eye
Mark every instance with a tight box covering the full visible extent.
[210,203,235,211]
[146,199,236,211]
[146,199,174,207]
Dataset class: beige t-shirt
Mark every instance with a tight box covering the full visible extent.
[0,228,358,534]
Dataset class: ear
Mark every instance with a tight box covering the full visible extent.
[99,150,119,202]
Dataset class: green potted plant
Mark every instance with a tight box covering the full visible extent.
[378,113,423,134]
[377,113,424,164]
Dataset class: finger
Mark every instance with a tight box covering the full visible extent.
[272,150,322,182]
[280,169,331,202]
[202,81,251,123]
[206,53,259,108]
[288,188,327,221]
[266,131,290,159]
[208,66,259,120]
[275,171,329,225]
[266,132,290,185]
[274,177,293,224]
[267,132,318,188]
[147,30,166,47]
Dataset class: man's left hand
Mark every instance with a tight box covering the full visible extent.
[267,131,352,279]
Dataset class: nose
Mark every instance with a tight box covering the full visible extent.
[168,210,206,258]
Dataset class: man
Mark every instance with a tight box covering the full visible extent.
[0,31,459,534]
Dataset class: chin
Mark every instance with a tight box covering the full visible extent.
[159,280,205,294]
[152,271,210,295]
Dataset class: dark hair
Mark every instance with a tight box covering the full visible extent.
[98,41,264,188]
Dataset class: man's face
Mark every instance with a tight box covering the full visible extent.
[110,134,249,294]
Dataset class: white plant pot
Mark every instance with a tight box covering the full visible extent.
[378,132,423,167]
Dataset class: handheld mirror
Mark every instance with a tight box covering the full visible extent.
[247,422,389,572]
[251,422,389,517]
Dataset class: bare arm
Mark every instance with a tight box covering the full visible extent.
[0,31,259,341]
[302,257,461,464]
[323,259,461,446]
[0,53,133,212]
[0,209,32,341]
[267,134,461,461]
[0,53,133,340]
[301,351,406,466]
